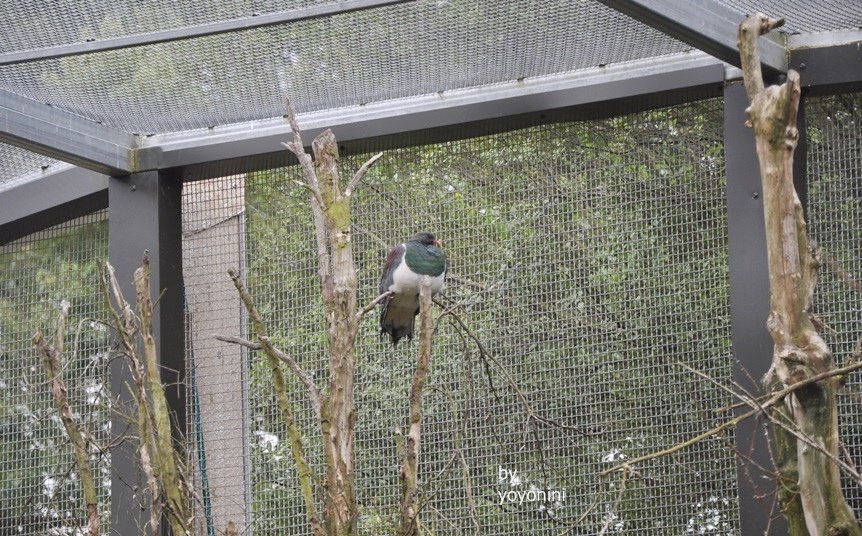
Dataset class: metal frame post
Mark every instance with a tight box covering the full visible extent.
[108,170,185,535]
[724,81,787,534]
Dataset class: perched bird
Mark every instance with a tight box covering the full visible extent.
[379,232,448,346]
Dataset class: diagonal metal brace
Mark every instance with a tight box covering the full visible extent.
[597,0,788,74]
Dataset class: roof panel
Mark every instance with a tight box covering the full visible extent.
[0,143,63,188]
[0,0,690,134]
[0,0,321,54]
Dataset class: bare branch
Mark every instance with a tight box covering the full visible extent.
[400,277,434,536]
[100,260,165,534]
[33,303,99,536]
[226,267,325,535]
[214,334,262,350]
[598,468,630,536]
[216,334,322,420]
[344,152,383,197]
[291,178,324,208]
[601,358,862,476]
[281,101,331,283]
[282,98,322,198]
[737,13,785,100]
[135,252,190,536]
[356,291,392,321]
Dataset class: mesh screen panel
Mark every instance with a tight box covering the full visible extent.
[0,143,62,189]
[0,1,689,134]
[182,176,251,534]
[806,92,862,515]
[0,0,323,54]
[183,98,739,534]
[0,211,110,535]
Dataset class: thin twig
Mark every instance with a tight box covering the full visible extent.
[214,333,322,420]
[215,335,261,350]
[356,291,392,321]
[601,359,862,476]
[344,152,383,197]
[597,468,630,536]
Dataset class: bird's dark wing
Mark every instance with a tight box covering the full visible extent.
[378,243,405,294]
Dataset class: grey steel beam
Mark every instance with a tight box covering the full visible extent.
[724,81,786,535]
[145,52,726,175]
[109,170,185,535]
[0,0,412,66]
[598,0,787,73]
[0,89,142,175]
[790,41,862,95]
[0,165,108,244]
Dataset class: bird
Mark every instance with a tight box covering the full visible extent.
[378,232,448,346]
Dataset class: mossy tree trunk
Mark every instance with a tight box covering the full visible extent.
[738,13,861,536]
[280,100,382,536]
[312,130,360,536]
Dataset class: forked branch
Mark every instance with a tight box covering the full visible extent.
[737,13,785,100]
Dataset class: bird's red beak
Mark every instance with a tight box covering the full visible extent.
[434,238,442,247]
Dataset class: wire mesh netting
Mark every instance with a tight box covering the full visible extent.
[0,1,689,135]
[806,92,862,514]
[182,98,740,534]
[4,0,855,58]
[0,0,322,54]
[0,143,63,190]
[0,211,110,535]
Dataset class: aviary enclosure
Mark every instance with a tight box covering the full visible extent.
[0,1,860,534]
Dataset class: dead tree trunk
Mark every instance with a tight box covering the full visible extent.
[738,13,861,536]
[222,99,427,535]
[101,254,191,535]
[283,97,383,534]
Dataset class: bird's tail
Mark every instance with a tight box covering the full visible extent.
[379,298,415,346]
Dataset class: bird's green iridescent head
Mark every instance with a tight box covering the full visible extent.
[405,232,446,276]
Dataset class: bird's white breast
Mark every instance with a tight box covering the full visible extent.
[388,246,446,294]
